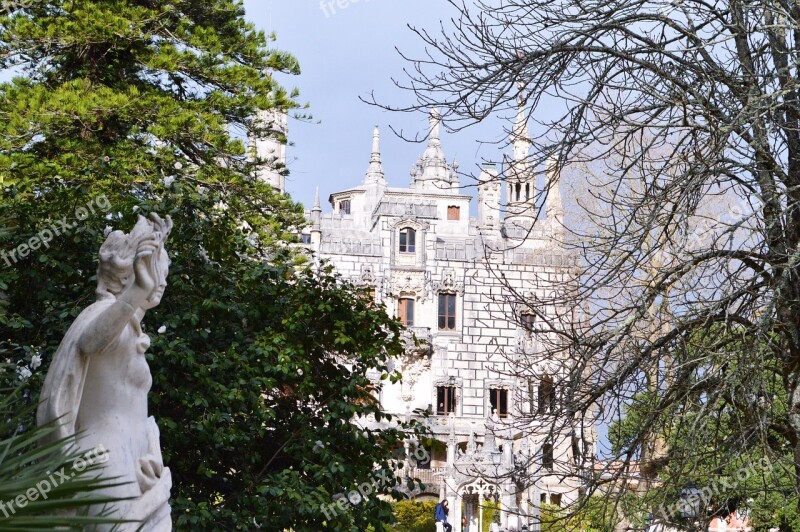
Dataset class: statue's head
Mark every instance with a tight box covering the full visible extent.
[96,214,173,305]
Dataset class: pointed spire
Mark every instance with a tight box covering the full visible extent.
[312,187,321,211]
[513,90,530,163]
[429,109,441,146]
[411,109,453,190]
[364,125,385,185]
[311,186,322,228]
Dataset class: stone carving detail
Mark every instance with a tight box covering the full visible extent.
[432,268,463,294]
[388,269,429,299]
[351,264,381,295]
[398,328,432,402]
[397,350,431,403]
[360,264,376,284]
[38,214,173,531]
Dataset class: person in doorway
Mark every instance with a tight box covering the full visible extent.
[434,499,452,532]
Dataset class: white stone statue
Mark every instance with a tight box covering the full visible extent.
[37,213,173,531]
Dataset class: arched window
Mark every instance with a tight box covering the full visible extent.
[399,227,416,253]
[514,183,521,202]
[525,183,530,200]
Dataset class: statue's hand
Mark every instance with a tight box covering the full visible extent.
[120,236,160,310]
[136,453,165,493]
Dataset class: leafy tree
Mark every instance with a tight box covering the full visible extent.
[602,329,800,528]
[0,0,426,529]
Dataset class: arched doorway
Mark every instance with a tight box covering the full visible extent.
[458,479,500,532]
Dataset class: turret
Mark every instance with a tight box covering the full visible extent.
[504,94,536,225]
[250,108,288,193]
[545,155,564,235]
[410,110,457,192]
[311,187,322,247]
[478,163,501,232]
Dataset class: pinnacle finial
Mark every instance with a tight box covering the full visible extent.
[371,126,381,160]
[313,186,321,210]
[513,95,530,163]
[365,125,385,185]
[429,109,441,146]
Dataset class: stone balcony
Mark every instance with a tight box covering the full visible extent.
[402,326,433,356]
[403,466,447,496]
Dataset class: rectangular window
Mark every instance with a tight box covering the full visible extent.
[338,199,351,214]
[399,228,416,253]
[538,376,556,414]
[542,443,554,470]
[550,493,562,507]
[438,293,457,330]
[489,388,509,418]
[414,445,431,469]
[300,234,312,244]
[398,298,415,326]
[447,205,460,220]
[521,313,535,335]
[436,386,457,415]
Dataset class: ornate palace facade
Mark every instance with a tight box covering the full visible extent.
[256,107,596,531]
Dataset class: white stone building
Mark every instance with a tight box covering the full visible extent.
[255,107,596,531]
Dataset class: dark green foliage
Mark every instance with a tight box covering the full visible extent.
[607,328,800,528]
[0,0,426,529]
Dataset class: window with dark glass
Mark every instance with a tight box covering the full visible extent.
[542,442,554,470]
[414,444,431,469]
[550,493,562,507]
[300,234,312,244]
[437,386,457,415]
[521,313,535,335]
[489,388,509,418]
[438,293,456,330]
[398,298,415,326]
[399,227,416,253]
[447,205,460,220]
[338,199,351,214]
[538,376,556,414]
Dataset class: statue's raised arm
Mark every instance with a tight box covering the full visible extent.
[37,213,174,531]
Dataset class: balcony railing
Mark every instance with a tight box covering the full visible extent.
[404,466,447,494]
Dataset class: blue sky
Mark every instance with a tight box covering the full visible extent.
[243,0,507,212]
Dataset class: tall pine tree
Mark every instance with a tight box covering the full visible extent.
[0,1,424,528]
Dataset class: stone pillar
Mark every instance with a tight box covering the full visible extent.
[478,492,484,532]
[448,420,457,465]
[452,489,462,532]
[447,481,457,532]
